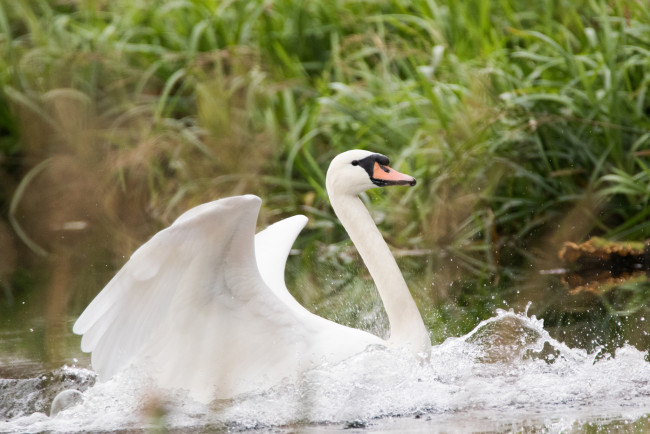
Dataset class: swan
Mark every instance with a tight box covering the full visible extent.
[73,150,430,403]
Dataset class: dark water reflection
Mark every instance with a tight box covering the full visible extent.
[3,249,650,373]
[0,317,90,379]
[506,267,650,358]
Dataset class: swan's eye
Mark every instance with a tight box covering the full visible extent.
[351,160,359,166]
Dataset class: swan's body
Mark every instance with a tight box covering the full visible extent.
[73,150,430,402]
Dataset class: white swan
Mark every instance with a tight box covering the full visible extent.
[73,150,430,403]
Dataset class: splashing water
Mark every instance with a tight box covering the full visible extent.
[2,308,650,432]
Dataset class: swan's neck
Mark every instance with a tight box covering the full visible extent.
[328,192,430,356]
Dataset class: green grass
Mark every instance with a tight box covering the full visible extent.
[1,0,650,355]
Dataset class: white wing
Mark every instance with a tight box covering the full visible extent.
[255,214,311,313]
[74,195,383,402]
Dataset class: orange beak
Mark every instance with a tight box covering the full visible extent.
[371,162,416,187]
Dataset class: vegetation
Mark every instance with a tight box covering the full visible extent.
[1,0,650,361]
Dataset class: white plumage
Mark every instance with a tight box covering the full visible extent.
[74,150,430,403]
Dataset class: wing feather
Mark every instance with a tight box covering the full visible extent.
[74,195,264,381]
[255,215,309,311]
[74,194,382,402]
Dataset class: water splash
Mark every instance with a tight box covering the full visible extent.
[2,307,650,432]
[0,366,95,421]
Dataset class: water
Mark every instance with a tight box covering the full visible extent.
[2,307,650,432]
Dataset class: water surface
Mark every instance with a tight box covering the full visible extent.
[2,308,650,432]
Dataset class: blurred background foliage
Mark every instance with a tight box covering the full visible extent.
[1,0,650,366]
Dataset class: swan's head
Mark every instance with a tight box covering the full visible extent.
[326,150,416,196]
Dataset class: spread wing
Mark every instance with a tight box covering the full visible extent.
[255,214,310,312]
[74,196,307,399]
[73,195,382,402]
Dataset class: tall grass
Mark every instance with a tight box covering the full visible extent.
[1,0,649,352]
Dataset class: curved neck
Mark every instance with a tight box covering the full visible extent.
[327,191,430,356]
